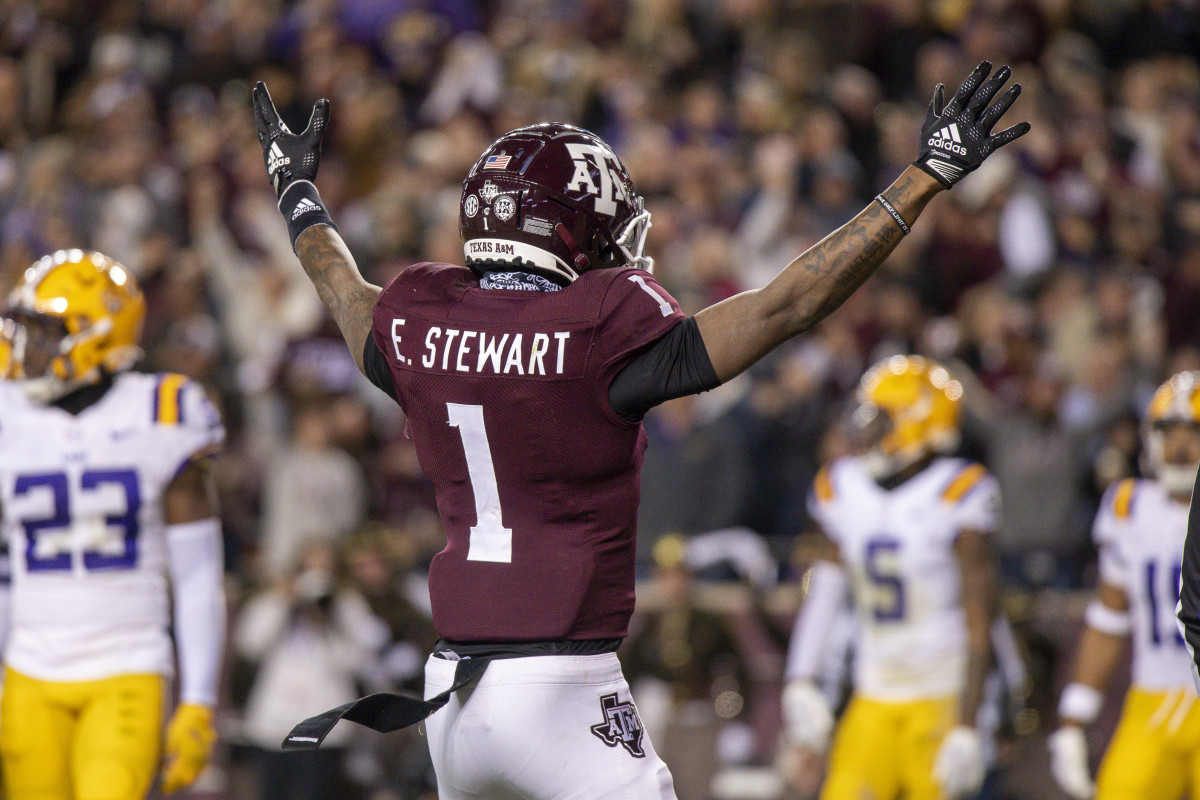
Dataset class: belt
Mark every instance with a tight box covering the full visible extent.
[434,637,622,659]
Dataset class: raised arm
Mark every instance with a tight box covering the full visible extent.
[252,82,380,373]
[696,61,1030,382]
[292,226,380,372]
[696,167,939,380]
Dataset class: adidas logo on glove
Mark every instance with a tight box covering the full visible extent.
[267,142,290,174]
[927,124,967,156]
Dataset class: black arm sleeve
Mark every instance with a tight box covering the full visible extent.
[362,335,399,402]
[1178,465,1200,691]
[608,316,722,423]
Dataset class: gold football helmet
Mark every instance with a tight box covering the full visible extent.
[1143,371,1200,496]
[851,355,963,479]
[2,249,145,402]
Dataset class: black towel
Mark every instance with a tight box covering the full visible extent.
[281,656,489,750]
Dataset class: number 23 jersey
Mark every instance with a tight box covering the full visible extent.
[0,372,224,682]
[810,456,999,699]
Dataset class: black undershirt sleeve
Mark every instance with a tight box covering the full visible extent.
[362,335,399,401]
[608,316,722,423]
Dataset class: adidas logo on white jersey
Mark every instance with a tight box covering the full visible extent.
[291,197,320,220]
[267,142,290,174]
[928,123,967,156]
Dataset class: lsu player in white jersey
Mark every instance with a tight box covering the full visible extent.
[1049,371,1200,800]
[0,250,226,800]
[782,355,999,800]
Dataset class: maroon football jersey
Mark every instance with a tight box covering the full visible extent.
[371,263,686,641]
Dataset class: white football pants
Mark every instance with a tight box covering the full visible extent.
[424,652,678,800]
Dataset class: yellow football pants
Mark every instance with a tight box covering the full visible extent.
[820,693,958,800]
[0,667,164,800]
[1096,686,1200,800]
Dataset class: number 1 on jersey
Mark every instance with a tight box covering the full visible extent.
[629,275,672,317]
[447,403,513,563]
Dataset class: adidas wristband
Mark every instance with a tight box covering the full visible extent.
[279,180,336,250]
[874,194,910,235]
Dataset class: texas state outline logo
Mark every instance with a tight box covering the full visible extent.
[589,692,646,758]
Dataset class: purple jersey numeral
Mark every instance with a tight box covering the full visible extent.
[13,469,141,572]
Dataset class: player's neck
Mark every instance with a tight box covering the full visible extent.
[52,371,115,415]
[875,452,936,490]
[476,268,565,292]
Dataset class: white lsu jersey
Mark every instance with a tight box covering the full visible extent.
[0,372,223,682]
[1094,478,1192,691]
[811,456,999,699]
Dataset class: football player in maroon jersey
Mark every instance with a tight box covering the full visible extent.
[253,61,1028,799]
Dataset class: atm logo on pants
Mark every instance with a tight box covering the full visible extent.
[589,693,646,757]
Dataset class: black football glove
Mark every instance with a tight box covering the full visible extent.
[252,81,329,197]
[913,61,1030,189]
[252,81,336,249]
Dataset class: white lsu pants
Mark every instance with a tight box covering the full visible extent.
[424,652,678,800]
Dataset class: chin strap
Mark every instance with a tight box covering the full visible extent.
[554,224,590,272]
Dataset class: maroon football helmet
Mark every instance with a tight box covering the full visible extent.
[459,123,652,284]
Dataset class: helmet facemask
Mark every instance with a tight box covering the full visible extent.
[1144,421,1200,498]
[2,309,119,403]
[848,402,897,480]
[4,311,67,378]
[613,196,653,273]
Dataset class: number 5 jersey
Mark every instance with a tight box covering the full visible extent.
[0,372,224,682]
[810,456,1000,699]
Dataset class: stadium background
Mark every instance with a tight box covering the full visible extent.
[1,0,1198,798]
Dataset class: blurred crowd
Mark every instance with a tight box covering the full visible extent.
[1,0,1199,798]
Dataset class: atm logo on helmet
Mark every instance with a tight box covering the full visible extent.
[565,143,630,218]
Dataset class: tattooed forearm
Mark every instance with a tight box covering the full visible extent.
[295,224,382,373]
[807,203,900,313]
[694,166,943,382]
[795,172,920,319]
